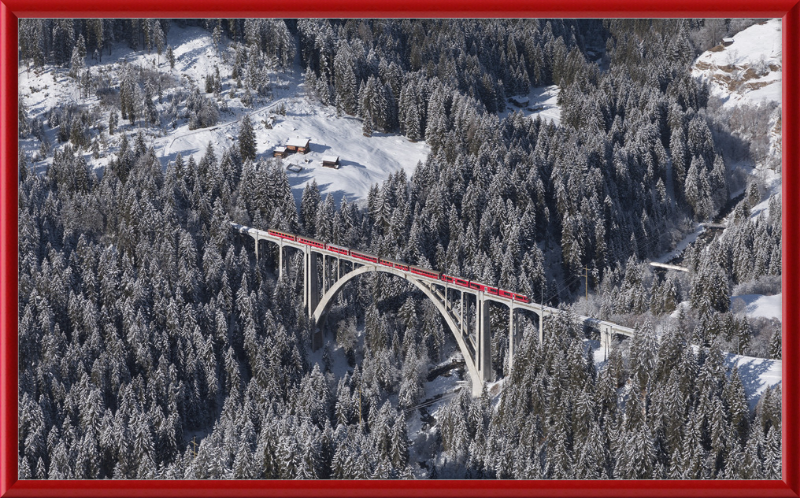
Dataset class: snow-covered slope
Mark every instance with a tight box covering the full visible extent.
[727,353,782,408]
[692,19,782,109]
[19,24,429,205]
[731,293,782,321]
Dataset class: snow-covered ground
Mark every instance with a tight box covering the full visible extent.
[653,224,704,264]
[253,100,429,206]
[500,85,561,125]
[726,352,782,409]
[19,24,430,205]
[692,19,782,109]
[731,293,782,321]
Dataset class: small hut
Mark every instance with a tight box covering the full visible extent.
[509,95,529,107]
[273,146,288,158]
[322,155,340,169]
[286,137,311,154]
[722,37,735,46]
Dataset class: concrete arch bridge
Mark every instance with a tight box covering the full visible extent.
[230,222,635,395]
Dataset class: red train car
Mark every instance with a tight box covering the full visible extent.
[441,275,468,288]
[513,293,529,303]
[297,236,325,249]
[351,250,379,263]
[498,289,513,299]
[268,229,296,241]
[409,265,441,280]
[327,244,349,256]
[378,258,409,270]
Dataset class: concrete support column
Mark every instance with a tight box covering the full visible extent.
[477,295,492,384]
[303,248,308,307]
[539,307,544,344]
[278,241,283,280]
[601,326,612,359]
[508,306,514,375]
[252,235,259,261]
[306,250,319,318]
[307,249,322,351]
[460,292,464,336]
[323,255,327,293]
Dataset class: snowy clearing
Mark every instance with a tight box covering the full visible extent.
[499,85,561,125]
[731,293,782,322]
[692,19,782,109]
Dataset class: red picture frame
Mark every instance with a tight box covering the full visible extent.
[1,1,798,496]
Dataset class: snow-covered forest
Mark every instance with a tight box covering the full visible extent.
[18,18,782,479]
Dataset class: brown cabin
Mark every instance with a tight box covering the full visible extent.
[322,155,340,169]
[286,137,311,154]
[273,146,288,158]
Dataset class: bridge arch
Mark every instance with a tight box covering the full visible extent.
[312,263,482,392]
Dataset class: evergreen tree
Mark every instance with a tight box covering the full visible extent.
[238,115,257,162]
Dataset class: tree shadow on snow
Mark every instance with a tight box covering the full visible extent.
[727,354,778,408]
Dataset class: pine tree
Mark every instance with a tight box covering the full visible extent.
[238,115,256,162]
[300,179,321,236]
[153,22,166,61]
[768,329,781,359]
[166,45,175,70]
[362,111,374,137]
[723,366,750,445]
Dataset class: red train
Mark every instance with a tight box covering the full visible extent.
[263,228,530,303]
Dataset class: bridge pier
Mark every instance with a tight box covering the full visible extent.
[460,292,464,336]
[508,306,514,375]
[306,249,319,319]
[600,326,612,357]
[278,241,283,280]
[539,307,544,344]
[476,295,492,394]
[305,249,323,350]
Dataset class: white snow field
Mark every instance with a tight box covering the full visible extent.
[692,18,782,109]
[731,293,782,321]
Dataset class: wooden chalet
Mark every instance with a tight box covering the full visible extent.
[286,137,311,154]
[322,155,340,169]
[722,37,735,46]
[273,146,288,158]
[509,95,529,107]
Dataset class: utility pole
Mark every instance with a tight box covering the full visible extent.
[358,383,362,428]
[191,436,198,458]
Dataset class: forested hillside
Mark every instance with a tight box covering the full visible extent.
[18,18,781,479]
